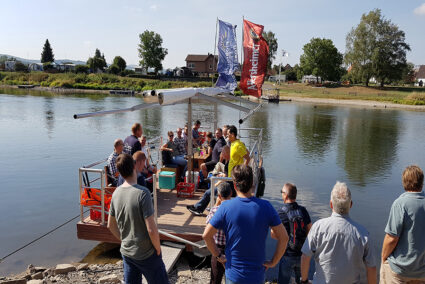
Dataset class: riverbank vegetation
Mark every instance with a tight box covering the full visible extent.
[0,71,211,91]
[272,83,425,105]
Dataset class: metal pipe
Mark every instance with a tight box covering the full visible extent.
[210,177,216,209]
[101,169,105,225]
[79,168,104,174]
[73,103,160,119]
[153,174,158,223]
[195,93,250,113]
[158,230,206,249]
[84,158,107,169]
[187,98,193,183]
[220,93,259,106]
[238,103,263,124]
[79,169,83,222]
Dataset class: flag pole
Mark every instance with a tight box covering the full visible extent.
[212,17,218,87]
[239,15,244,128]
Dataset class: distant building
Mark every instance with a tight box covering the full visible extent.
[302,75,322,83]
[415,65,425,87]
[28,63,44,72]
[5,61,16,71]
[185,53,218,76]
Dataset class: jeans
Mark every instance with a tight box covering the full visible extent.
[278,255,301,284]
[193,187,218,211]
[122,253,169,284]
[278,255,316,284]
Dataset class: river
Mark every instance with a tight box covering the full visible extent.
[0,88,424,278]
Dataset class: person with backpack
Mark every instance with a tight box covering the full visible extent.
[276,183,312,284]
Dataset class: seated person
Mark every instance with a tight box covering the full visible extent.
[187,146,230,216]
[200,128,226,179]
[174,128,187,156]
[107,139,124,186]
[117,151,152,192]
[161,131,187,179]
[204,131,216,162]
[140,135,157,174]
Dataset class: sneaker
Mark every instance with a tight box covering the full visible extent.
[187,205,203,216]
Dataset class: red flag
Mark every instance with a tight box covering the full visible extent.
[240,20,269,98]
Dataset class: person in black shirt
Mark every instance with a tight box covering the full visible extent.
[275,183,313,284]
[200,128,226,179]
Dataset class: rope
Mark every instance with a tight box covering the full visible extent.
[0,209,90,264]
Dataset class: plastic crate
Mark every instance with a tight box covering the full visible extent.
[176,182,195,198]
[90,208,108,222]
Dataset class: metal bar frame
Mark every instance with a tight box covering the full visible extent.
[79,168,106,224]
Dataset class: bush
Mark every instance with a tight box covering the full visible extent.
[75,65,89,74]
[108,64,120,75]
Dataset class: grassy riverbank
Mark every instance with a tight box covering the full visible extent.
[0,71,211,91]
[267,82,425,105]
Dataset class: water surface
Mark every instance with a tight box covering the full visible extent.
[0,88,424,277]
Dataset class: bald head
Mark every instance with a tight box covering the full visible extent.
[114,139,124,154]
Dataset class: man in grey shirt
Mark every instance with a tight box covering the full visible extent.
[300,181,376,284]
[107,153,169,284]
[380,165,425,283]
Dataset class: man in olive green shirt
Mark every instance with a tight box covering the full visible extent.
[108,153,169,284]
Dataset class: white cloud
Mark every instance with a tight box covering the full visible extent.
[414,3,425,15]
[150,4,157,11]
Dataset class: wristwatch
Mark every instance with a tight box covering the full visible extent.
[300,278,309,284]
[216,252,223,259]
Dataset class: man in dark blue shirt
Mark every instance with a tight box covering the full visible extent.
[200,128,226,179]
[276,183,312,284]
[203,165,289,284]
[124,123,143,155]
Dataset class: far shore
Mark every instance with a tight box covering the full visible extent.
[2,84,425,111]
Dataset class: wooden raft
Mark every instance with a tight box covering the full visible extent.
[77,188,208,244]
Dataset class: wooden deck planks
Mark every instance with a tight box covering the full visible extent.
[77,187,209,244]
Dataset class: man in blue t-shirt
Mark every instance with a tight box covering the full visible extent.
[203,165,289,284]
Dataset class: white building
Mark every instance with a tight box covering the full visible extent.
[415,65,425,87]
[5,61,16,71]
[302,75,322,83]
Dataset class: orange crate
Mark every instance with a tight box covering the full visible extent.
[176,182,195,198]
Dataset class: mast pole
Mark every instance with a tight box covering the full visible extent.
[212,17,219,87]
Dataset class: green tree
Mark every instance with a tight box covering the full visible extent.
[345,9,410,87]
[41,39,54,63]
[262,31,278,71]
[399,62,415,85]
[15,61,28,72]
[108,64,120,75]
[300,38,343,82]
[87,48,107,72]
[138,30,168,73]
[113,56,126,72]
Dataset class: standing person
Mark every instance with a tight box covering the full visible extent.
[277,183,312,284]
[380,165,425,283]
[173,128,187,156]
[192,120,202,146]
[227,125,250,178]
[300,182,376,284]
[124,123,143,155]
[223,125,230,146]
[107,154,169,284]
[203,165,289,284]
[107,139,124,186]
[206,182,233,284]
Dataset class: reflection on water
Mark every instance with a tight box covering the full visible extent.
[0,91,424,278]
[337,109,399,186]
[295,105,336,162]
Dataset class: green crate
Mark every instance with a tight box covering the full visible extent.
[159,171,176,189]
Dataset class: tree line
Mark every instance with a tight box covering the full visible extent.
[271,9,413,87]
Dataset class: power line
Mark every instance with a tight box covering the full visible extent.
[0,209,89,264]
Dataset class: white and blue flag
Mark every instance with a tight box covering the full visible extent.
[216,20,239,92]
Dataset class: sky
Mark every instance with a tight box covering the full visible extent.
[1,0,425,69]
